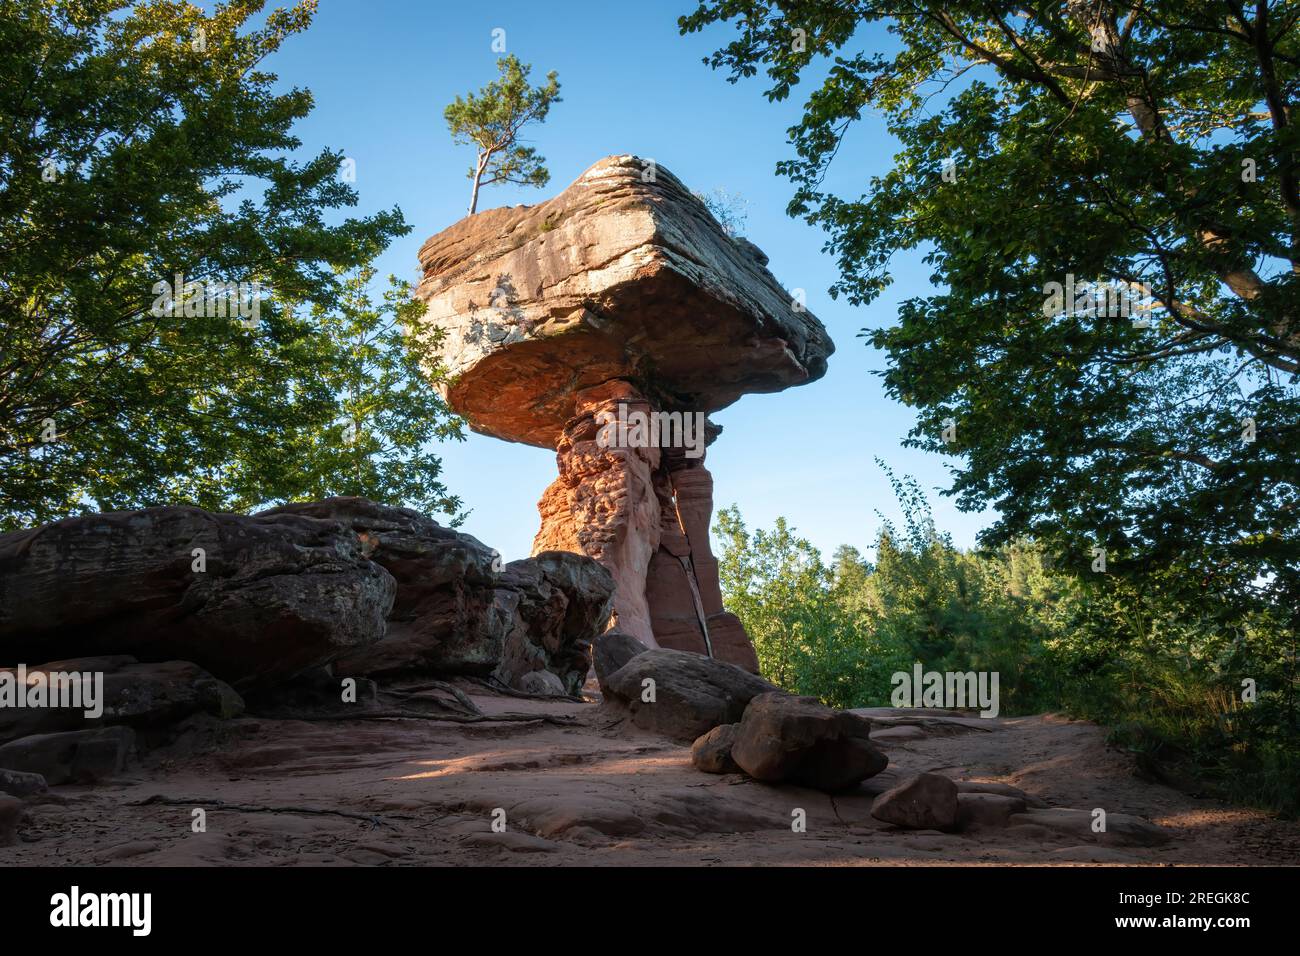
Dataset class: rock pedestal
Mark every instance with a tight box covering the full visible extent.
[415,155,834,673]
[528,380,754,668]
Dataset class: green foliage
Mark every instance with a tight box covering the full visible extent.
[716,505,905,708]
[716,475,1300,816]
[253,265,464,518]
[681,0,1299,680]
[444,54,561,214]
[0,0,453,528]
[866,466,1062,715]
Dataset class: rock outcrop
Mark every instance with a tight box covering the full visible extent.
[0,498,612,701]
[0,726,135,786]
[415,155,834,670]
[0,506,396,688]
[262,498,613,695]
[0,657,243,744]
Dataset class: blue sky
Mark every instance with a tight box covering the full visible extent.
[267,0,987,561]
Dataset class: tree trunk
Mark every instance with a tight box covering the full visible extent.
[468,151,487,215]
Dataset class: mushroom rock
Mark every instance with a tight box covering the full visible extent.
[414,155,834,672]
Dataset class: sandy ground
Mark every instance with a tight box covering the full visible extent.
[4,689,1298,867]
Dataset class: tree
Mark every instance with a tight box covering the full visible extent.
[0,0,430,530]
[716,505,893,706]
[681,1,1300,631]
[265,265,464,518]
[444,54,561,215]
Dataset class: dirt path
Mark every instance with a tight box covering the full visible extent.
[4,694,1297,866]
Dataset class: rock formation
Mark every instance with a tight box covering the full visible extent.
[728,692,888,792]
[0,506,396,689]
[0,498,613,697]
[414,155,834,670]
[259,498,613,694]
[599,646,779,742]
[0,497,616,791]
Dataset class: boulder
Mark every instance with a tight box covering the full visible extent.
[729,693,888,792]
[691,723,741,774]
[592,631,649,695]
[0,768,46,798]
[264,497,499,661]
[527,551,618,648]
[0,726,134,785]
[1008,807,1172,847]
[277,499,613,696]
[955,792,1026,831]
[265,497,502,677]
[417,155,832,664]
[517,670,567,697]
[871,772,960,830]
[0,506,395,688]
[603,648,779,742]
[0,657,243,744]
[492,552,614,695]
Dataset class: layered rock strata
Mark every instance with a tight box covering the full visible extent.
[415,155,834,669]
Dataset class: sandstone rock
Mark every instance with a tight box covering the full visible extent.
[871,773,960,830]
[648,785,795,834]
[603,648,779,742]
[417,155,833,446]
[0,726,134,785]
[730,693,887,792]
[0,657,243,744]
[509,794,647,839]
[691,723,741,774]
[277,499,612,696]
[1009,807,1171,847]
[535,380,666,647]
[493,551,613,695]
[592,631,648,696]
[459,830,560,854]
[0,767,47,798]
[0,507,395,688]
[518,670,567,697]
[870,725,927,743]
[265,497,501,676]
[0,794,21,846]
[96,840,160,861]
[955,780,1048,808]
[417,156,833,666]
[527,551,618,647]
[955,792,1026,831]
